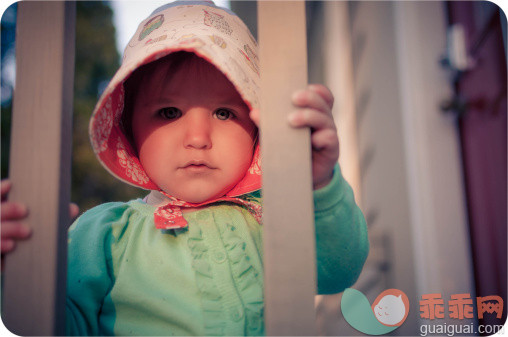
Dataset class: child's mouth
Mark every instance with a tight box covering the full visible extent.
[181,161,215,172]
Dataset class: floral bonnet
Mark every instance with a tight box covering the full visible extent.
[89,0,261,199]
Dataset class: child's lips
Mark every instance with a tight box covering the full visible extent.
[181,161,216,172]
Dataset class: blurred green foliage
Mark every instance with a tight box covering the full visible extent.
[72,1,144,211]
[1,2,16,179]
[1,2,144,213]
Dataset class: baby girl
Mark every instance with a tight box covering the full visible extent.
[1,2,368,335]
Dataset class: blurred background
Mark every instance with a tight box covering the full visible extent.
[1,1,506,335]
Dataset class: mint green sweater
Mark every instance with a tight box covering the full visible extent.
[66,167,369,336]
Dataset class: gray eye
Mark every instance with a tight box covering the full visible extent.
[159,107,182,119]
[214,108,233,120]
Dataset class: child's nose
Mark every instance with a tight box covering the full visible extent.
[183,110,212,149]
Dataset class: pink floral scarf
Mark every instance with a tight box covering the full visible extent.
[153,147,262,229]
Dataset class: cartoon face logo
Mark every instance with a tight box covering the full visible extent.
[372,289,410,326]
[341,288,409,335]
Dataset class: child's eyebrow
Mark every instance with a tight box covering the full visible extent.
[143,100,248,113]
[148,96,247,109]
[217,98,248,107]
[214,91,249,106]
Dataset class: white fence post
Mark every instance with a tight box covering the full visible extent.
[3,2,75,335]
[258,1,317,335]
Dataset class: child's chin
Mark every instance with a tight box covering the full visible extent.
[161,180,236,204]
[170,189,225,204]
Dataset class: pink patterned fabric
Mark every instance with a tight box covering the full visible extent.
[155,148,262,230]
[89,1,262,228]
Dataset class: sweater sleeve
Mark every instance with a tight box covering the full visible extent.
[313,164,369,295]
[65,202,128,335]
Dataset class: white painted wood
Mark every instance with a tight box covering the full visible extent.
[307,2,474,335]
[323,1,362,207]
[258,1,316,335]
[394,0,475,321]
[347,2,418,335]
[315,2,364,335]
[3,2,75,335]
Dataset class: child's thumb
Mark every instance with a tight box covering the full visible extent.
[69,203,80,221]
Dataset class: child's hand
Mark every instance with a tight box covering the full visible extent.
[1,180,31,256]
[1,179,80,258]
[249,84,339,190]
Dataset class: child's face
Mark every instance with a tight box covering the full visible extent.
[131,57,257,203]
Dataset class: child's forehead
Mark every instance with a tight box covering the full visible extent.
[137,54,218,82]
[135,53,246,104]
[147,55,210,75]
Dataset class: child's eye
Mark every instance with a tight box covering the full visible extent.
[214,108,234,120]
[158,107,182,120]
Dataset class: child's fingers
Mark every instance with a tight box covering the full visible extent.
[1,202,29,221]
[311,128,340,154]
[288,108,336,131]
[292,87,333,113]
[1,239,16,254]
[1,221,32,240]
[70,203,80,221]
[1,179,11,201]
[308,84,334,108]
[249,109,260,127]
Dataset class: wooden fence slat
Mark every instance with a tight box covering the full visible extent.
[3,2,75,335]
[258,1,317,335]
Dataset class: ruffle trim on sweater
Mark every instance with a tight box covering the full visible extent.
[186,224,227,336]
[220,219,264,335]
[186,208,264,336]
